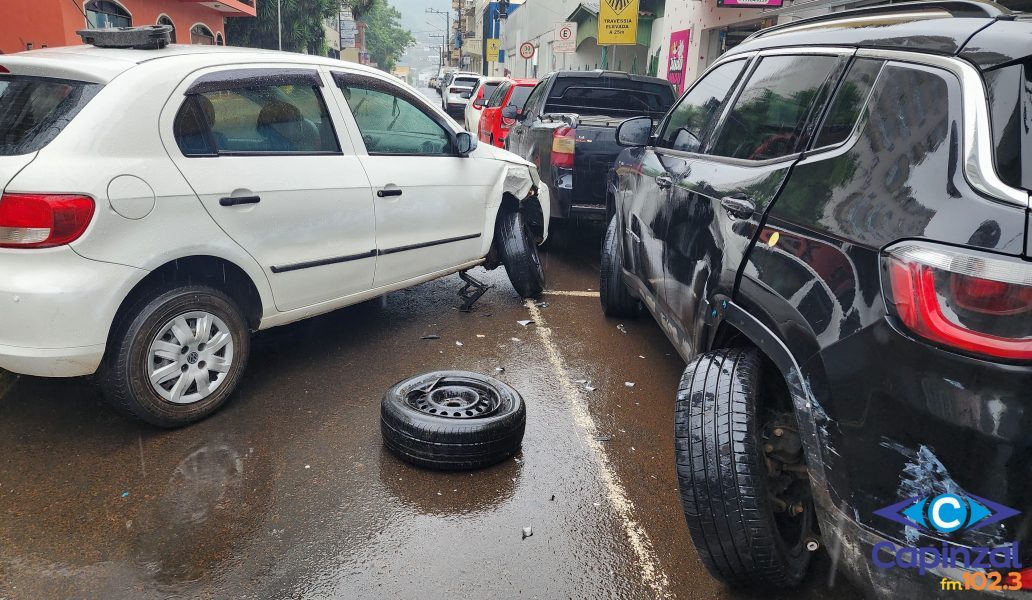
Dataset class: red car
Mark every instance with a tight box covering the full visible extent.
[478,78,537,149]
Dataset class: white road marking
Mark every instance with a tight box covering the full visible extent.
[524,300,670,597]
[541,290,601,298]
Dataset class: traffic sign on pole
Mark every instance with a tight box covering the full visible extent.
[555,22,577,53]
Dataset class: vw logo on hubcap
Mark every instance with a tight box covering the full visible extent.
[187,351,200,365]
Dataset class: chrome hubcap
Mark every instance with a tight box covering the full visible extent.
[148,311,234,405]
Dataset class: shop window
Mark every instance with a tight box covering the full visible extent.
[85,0,131,29]
[157,15,176,43]
[191,24,216,46]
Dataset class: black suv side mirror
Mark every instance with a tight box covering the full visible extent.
[501,105,524,121]
[616,116,654,147]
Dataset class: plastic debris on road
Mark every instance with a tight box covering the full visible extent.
[421,334,440,340]
[517,320,534,327]
[522,526,533,539]
[616,324,628,334]
[625,382,635,388]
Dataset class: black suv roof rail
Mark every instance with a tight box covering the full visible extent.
[745,0,1011,42]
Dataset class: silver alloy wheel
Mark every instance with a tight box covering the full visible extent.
[147,311,234,405]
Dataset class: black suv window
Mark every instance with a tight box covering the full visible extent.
[985,60,1032,192]
[813,59,883,149]
[709,55,842,161]
[658,59,746,153]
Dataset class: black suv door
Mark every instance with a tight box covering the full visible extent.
[656,51,850,358]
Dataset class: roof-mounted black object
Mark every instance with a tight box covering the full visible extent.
[746,0,1011,42]
[76,25,173,50]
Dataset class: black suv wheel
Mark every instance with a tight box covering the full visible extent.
[674,348,814,589]
[600,216,639,318]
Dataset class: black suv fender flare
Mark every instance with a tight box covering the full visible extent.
[715,298,836,517]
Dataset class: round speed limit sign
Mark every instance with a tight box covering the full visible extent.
[519,42,535,59]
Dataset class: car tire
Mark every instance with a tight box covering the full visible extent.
[100,284,251,428]
[600,216,639,318]
[497,210,545,298]
[381,371,526,471]
[674,348,813,589]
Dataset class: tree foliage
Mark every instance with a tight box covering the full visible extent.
[226,0,339,54]
[363,0,415,72]
[343,0,376,19]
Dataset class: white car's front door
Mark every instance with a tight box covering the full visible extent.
[327,71,499,287]
[163,66,377,312]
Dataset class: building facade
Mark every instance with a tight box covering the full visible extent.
[0,0,256,54]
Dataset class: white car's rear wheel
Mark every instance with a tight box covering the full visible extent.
[101,284,250,428]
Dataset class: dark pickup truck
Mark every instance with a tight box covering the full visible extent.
[503,70,675,220]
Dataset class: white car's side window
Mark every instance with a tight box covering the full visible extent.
[173,68,342,157]
[333,74,453,156]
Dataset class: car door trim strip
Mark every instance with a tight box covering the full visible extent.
[270,233,482,274]
[378,233,482,257]
[271,250,377,274]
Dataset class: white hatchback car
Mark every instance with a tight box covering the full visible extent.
[0,35,549,427]
[441,72,480,116]
[464,76,508,132]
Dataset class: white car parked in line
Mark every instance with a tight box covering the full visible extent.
[0,33,549,427]
[464,76,508,132]
[441,72,480,116]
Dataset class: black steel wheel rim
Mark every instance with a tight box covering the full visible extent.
[406,377,502,419]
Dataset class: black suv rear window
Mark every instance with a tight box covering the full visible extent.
[0,76,101,156]
[985,61,1032,192]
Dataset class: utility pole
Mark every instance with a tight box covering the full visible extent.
[277,0,282,51]
[429,33,445,69]
[427,8,450,66]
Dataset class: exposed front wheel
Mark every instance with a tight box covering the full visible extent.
[674,348,814,589]
[497,210,545,298]
[100,284,251,428]
[600,216,639,318]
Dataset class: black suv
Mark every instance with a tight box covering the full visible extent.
[601,1,1032,596]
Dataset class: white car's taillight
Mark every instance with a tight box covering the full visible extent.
[0,193,95,248]
[882,242,1032,361]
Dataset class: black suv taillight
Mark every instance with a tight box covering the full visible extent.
[882,242,1032,361]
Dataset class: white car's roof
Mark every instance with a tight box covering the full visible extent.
[1,44,388,84]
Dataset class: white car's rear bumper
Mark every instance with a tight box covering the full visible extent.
[0,247,146,377]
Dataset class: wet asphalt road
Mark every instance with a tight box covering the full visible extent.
[0,90,864,599]
[0,222,862,599]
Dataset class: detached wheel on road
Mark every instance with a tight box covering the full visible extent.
[100,284,250,428]
[381,371,526,471]
[674,348,814,589]
[497,210,545,298]
[600,216,639,318]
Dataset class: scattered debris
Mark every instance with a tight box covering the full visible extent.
[593,502,601,507]
[535,301,550,308]
[517,320,534,327]
[304,465,311,469]
[624,382,635,388]
[421,334,440,340]
[584,384,596,392]
[476,334,486,338]
[639,355,645,359]
[595,435,613,442]
[121,491,129,498]
[574,379,588,384]
[616,324,627,334]
[510,337,522,342]
[495,367,506,373]
[455,341,464,346]
[550,494,556,501]
[522,526,533,539]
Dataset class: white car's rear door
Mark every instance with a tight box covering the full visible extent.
[327,70,499,287]
[162,66,377,312]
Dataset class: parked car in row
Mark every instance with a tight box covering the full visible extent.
[0,33,549,428]
[601,1,1032,597]
[479,78,537,149]
[505,70,675,222]
[463,76,506,132]
[441,71,481,117]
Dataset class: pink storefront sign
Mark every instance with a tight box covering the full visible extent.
[667,28,691,95]
[717,0,784,7]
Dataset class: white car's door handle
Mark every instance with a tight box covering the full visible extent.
[377,188,403,198]
[220,195,261,207]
